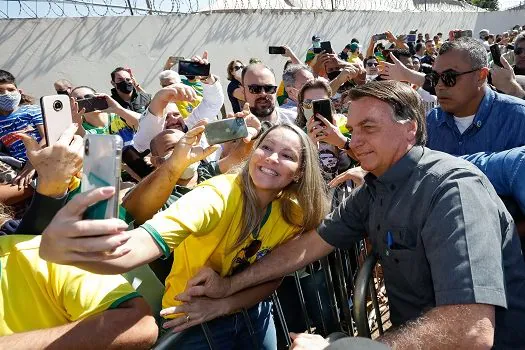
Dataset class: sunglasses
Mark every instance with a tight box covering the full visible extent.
[301,99,313,109]
[426,69,478,88]
[232,65,244,71]
[366,62,379,67]
[515,47,525,56]
[247,84,278,94]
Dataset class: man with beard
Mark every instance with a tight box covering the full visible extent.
[513,32,525,77]
[110,67,151,114]
[241,64,297,124]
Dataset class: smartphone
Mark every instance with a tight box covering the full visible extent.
[81,134,123,220]
[373,33,388,41]
[409,30,418,34]
[40,95,73,145]
[490,44,502,67]
[77,96,109,114]
[312,99,333,124]
[178,60,211,77]
[407,34,417,42]
[320,41,333,54]
[454,30,473,39]
[313,47,323,54]
[204,118,249,145]
[269,46,286,55]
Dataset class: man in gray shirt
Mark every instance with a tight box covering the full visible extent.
[182,80,525,349]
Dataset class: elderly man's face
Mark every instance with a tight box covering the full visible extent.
[347,96,417,177]
[150,129,185,167]
[515,40,525,70]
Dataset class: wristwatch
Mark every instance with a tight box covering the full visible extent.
[342,137,351,150]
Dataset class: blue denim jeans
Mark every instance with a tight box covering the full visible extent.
[461,146,525,213]
[174,300,276,350]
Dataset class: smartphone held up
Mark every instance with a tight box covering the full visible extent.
[269,46,286,55]
[204,118,249,145]
[178,60,211,78]
[40,95,73,145]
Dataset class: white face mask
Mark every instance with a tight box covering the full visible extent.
[0,91,21,112]
[179,161,199,180]
[303,107,314,120]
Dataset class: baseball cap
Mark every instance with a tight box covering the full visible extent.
[479,29,489,36]
[350,43,361,52]
[312,35,321,42]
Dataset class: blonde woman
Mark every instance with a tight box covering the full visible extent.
[40,122,330,349]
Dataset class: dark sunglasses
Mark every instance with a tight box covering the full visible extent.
[231,239,262,275]
[248,84,278,94]
[232,65,244,71]
[366,62,379,67]
[426,69,478,88]
[515,47,525,56]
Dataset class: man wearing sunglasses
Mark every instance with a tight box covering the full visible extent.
[512,32,525,76]
[241,63,297,124]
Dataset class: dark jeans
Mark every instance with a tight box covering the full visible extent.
[173,300,276,350]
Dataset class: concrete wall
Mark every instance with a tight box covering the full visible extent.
[1,10,524,112]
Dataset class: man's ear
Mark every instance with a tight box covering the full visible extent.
[405,120,418,142]
[479,68,490,86]
[110,80,116,88]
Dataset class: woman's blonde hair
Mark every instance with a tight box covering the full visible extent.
[232,123,330,250]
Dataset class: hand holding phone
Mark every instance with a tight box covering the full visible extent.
[204,118,249,145]
[320,41,334,54]
[373,33,388,41]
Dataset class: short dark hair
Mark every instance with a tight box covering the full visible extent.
[363,56,378,66]
[425,39,433,44]
[438,37,488,70]
[110,67,128,82]
[348,80,427,146]
[0,70,16,87]
[516,31,525,46]
[391,49,412,60]
[415,43,424,52]
[351,38,359,44]
[241,63,275,86]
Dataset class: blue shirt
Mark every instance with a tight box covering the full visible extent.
[0,105,43,161]
[426,87,525,156]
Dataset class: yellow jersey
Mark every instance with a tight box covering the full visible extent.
[0,235,139,335]
[141,174,303,311]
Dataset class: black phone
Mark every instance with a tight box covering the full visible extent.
[313,47,323,54]
[269,46,286,55]
[312,99,333,124]
[490,44,502,67]
[320,41,333,54]
[77,96,109,114]
[373,33,388,41]
[178,60,211,77]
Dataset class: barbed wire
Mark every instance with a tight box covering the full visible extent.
[1,0,524,19]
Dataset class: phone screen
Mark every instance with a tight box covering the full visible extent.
[204,118,249,145]
[269,46,286,55]
[320,41,333,54]
[373,33,388,41]
[312,99,333,124]
[178,60,211,77]
[77,96,109,114]
[490,44,502,67]
[407,34,417,42]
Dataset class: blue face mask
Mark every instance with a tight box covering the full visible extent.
[0,91,21,112]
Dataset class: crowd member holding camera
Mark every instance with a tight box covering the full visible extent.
[38,119,330,350]
[110,67,150,114]
[0,70,45,204]
[70,86,139,146]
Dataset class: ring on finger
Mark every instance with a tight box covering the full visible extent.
[186,314,190,323]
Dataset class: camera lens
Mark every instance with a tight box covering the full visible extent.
[53,100,63,112]
[84,139,89,156]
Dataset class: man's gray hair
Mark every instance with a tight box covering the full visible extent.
[282,64,312,88]
[438,37,488,70]
[158,70,181,85]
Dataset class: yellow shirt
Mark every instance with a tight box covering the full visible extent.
[141,174,303,310]
[0,235,139,335]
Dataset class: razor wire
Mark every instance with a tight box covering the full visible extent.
[1,0,524,19]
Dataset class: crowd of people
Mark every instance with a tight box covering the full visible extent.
[1,24,525,349]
